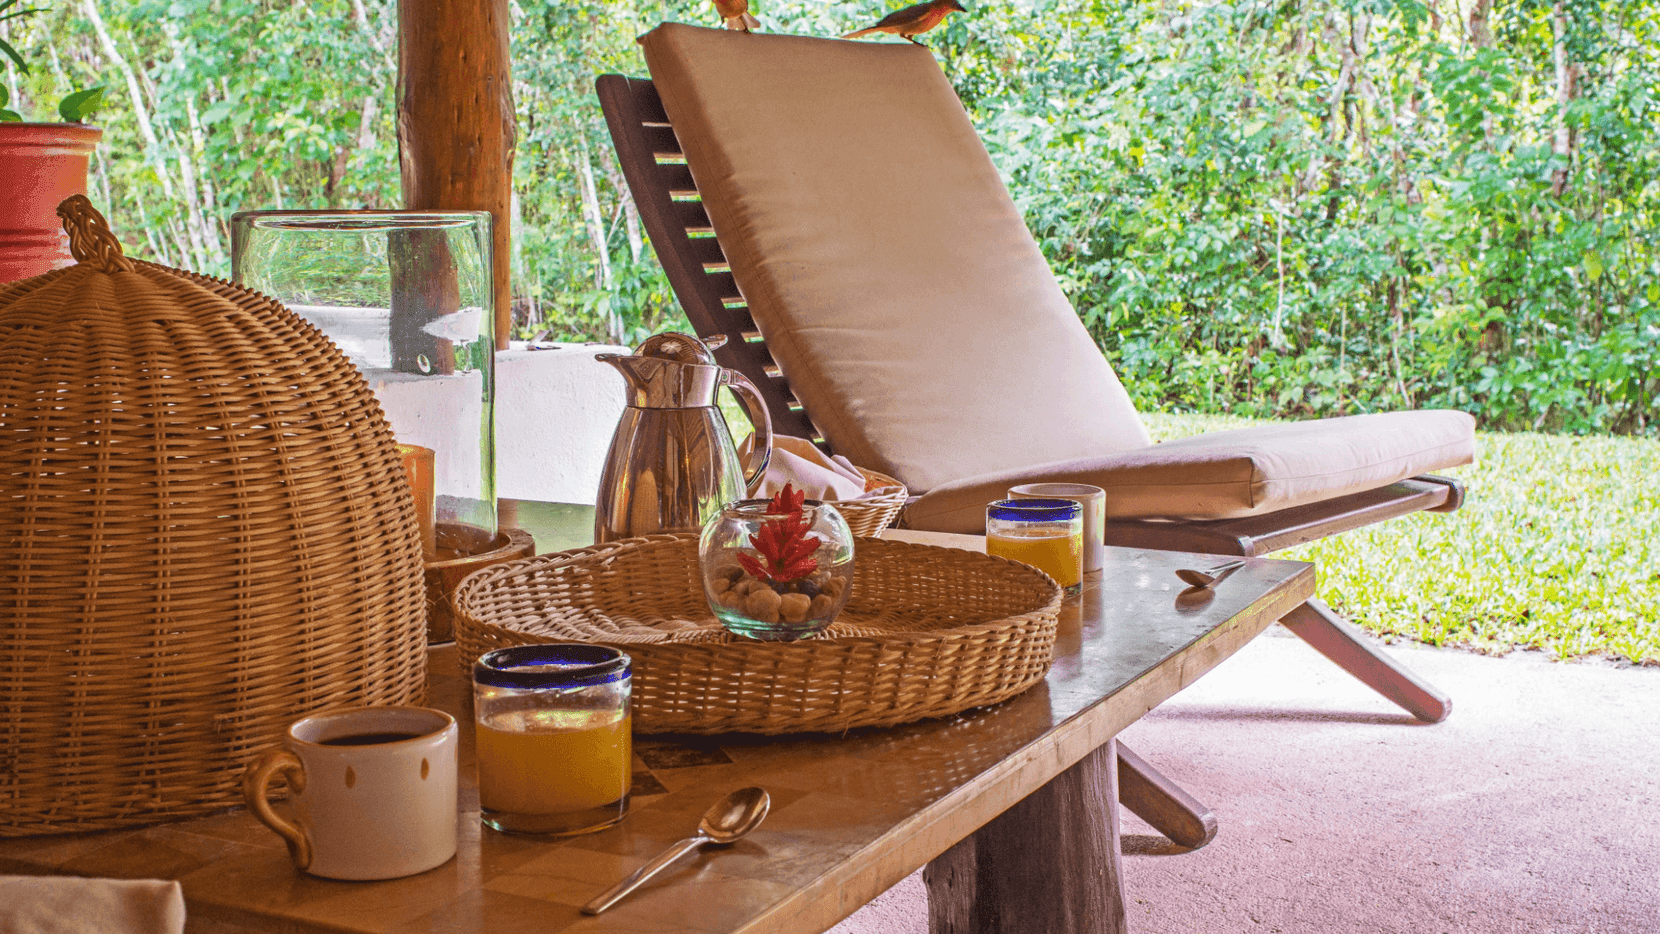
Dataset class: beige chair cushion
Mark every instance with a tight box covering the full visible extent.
[641,25,1151,495]
[640,25,1477,530]
[904,410,1477,533]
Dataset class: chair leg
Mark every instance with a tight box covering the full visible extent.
[1116,744,1218,849]
[1279,597,1452,723]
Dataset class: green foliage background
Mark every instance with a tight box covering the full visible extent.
[5,0,1657,434]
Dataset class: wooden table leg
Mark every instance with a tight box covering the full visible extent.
[1280,597,1452,723]
[1116,743,1217,849]
[925,738,1128,934]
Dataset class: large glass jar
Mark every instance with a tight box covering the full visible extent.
[230,211,497,545]
[472,644,632,836]
[699,499,855,641]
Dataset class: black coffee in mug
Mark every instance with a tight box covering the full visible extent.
[319,731,425,747]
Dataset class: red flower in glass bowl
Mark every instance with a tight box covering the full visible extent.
[735,483,820,584]
[699,484,856,642]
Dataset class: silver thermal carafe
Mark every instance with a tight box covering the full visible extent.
[592,333,773,544]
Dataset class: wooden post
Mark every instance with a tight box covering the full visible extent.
[925,739,1129,934]
[397,0,515,351]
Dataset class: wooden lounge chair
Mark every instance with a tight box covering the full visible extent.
[597,24,1475,849]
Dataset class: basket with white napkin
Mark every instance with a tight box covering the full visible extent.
[738,435,907,535]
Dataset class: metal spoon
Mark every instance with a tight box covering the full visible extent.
[581,786,771,915]
[1175,560,1246,589]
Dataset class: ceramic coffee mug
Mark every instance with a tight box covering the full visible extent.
[1009,482,1108,574]
[242,705,458,881]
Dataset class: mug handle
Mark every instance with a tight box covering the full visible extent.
[241,748,312,869]
[724,370,773,496]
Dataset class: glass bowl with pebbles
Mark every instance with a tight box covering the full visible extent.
[699,484,855,641]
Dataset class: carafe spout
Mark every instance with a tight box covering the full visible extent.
[596,352,724,409]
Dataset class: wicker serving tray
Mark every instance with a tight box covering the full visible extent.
[453,534,1061,734]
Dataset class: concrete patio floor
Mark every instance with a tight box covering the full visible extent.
[830,626,1660,933]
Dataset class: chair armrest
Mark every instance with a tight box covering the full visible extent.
[1417,474,1466,513]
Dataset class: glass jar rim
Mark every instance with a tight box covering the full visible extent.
[474,644,631,689]
[231,209,490,232]
[987,498,1082,522]
[723,498,835,516]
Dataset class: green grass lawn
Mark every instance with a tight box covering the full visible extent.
[1143,413,1660,666]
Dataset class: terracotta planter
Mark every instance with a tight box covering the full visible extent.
[0,123,102,283]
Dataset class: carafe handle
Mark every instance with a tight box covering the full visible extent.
[724,371,773,496]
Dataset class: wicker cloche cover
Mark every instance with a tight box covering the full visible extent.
[0,197,428,835]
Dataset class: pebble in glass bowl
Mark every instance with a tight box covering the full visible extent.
[699,484,855,641]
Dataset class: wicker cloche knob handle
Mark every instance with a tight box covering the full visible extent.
[57,194,136,274]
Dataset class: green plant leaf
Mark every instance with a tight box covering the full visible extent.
[0,1,49,22]
[0,109,21,122]
[0,37,28,75]
[1583,251,1604,282]
[58,86,105,123]
[0,1,45,75]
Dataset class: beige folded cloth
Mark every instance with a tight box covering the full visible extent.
[0,876,186,934]
[737,434,872,502]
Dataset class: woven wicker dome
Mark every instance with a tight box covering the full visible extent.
[0,197,427,835]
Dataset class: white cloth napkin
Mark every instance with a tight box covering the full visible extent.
[0,876,186,934]
[737,434,876,502]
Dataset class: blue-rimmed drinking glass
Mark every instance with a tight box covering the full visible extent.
[985,498,1083,593]
[473,644,632,835]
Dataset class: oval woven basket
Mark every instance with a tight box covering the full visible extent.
[0,197,428,836]
[835,467,907,536]
[453,533,1061,734]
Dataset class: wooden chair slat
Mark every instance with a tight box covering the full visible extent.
[597,73,821,442]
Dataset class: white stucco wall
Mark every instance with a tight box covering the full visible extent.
[370,342,628,507]
[494,342,630,505]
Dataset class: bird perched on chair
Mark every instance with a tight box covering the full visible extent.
[714,0,760,32]
[841,0,966,46]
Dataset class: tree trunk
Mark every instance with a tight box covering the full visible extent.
[602,150,644,264]
[576,139,622,344]
[81,0,177,206]
[1549,1,1579,199]
[388,229,459,377]
[357,94,378,154]
[1299,11,1369,197]
[161,123,211,271]
[577,143,614,291]
[164,24,225,266]
[2,21,19,113]
[397,0,515,350]
[132,178,171,266]
[1467,0,1494,49]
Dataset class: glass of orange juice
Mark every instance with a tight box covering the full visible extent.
[985,499,1084,593]
[473,645,632,835]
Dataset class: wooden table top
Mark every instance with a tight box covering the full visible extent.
[0,505,1314,934]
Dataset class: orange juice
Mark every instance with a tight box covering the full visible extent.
[987,526,1082,590]
[396,443,437,557]
[476,709,631,815]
